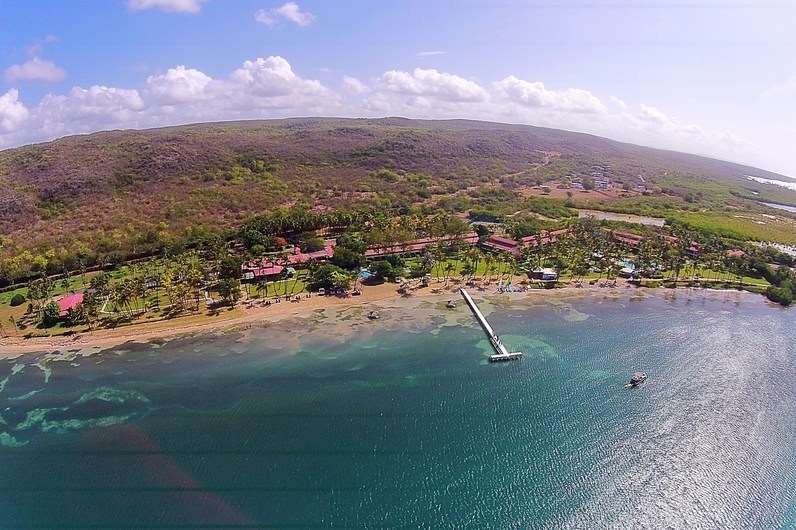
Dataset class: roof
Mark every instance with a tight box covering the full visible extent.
[57,293,84,316]
[287,241,336,264]
[521,229,571,247]
[482,235,520,254]
[365,233,478,257]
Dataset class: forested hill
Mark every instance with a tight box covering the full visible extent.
[1,117,795,279]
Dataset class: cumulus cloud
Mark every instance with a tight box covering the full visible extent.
[342,76,369,94]
[0,89,29,133]
[0,58,752,170]
[4,57,66,83]
[128,0,206,14]
[34,86,146,137]
[494,76,606,114]
[255,2,314,27]
[146,65,213,104]
[379,68,487,103]
[0,56,337,148]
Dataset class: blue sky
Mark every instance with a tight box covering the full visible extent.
[1,0,795,177]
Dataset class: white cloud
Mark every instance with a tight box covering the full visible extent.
[493,75,606,114]
[417,51,446,57]
[128,0,206,14]
[146,65,213,104]
[342,76,369,94]
[379,68,487,103]
[4,57,66,83]
[0,56,337,148]
[255,2,314,27]
[34,86,146,137]
[761,74,796,100]
[0,89,29,133]
[0,58,758,173]
[609,96,627,110]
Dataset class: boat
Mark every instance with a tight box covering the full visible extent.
[446,300,457,309]
[367,310,380,320]
[625,371,647,388]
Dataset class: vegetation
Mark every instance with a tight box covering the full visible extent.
[2,118,794,291]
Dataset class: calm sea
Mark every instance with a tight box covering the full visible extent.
[1,291,794,528]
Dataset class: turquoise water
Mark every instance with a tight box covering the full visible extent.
[1,291,794,528]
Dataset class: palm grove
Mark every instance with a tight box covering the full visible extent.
[3,202,795,335]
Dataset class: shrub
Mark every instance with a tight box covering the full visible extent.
[9,293,26,307]
[369,260,396,281]
[299,235,325,253]
[765,285,793,307]
[41,302,61,327]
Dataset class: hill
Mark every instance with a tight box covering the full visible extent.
[1,117,795,279]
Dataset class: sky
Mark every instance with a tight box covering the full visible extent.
[1,0,795,177]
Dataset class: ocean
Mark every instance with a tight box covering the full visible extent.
[1,290,794,528]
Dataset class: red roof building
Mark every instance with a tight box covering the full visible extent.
[287,241,336,264]
[521,229,572,248]
[364,233,479,258]
[57,293,84,317]
[482,235,521,255]
[611,230,645,248]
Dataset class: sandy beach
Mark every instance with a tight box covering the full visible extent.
[0,278,752,358]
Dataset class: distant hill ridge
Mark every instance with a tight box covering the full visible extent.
[1,117,794,259]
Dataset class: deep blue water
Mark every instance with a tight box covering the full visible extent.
[1,291,794,528]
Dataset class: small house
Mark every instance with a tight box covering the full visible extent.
[529,268,559,281]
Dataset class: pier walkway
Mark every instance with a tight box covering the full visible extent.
[460,288,522,362]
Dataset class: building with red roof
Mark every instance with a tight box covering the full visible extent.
[482,235,521,255]
[57,293,84,317]
[364,233,478,258]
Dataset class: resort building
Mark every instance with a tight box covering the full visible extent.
[363,233,479,258]
[482,235,522,256]
[482,229,572,256]
[242,234,479,280]
[521,229,571,248]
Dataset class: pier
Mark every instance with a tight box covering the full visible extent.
[460,288,523,362]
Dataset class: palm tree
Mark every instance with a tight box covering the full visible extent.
[482,254,494,281]
[444,261,456,287]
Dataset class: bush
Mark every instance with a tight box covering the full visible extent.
[41,302,61,327]
[369,260,397,281]
[765,285,793,306]
[9,293,26,307]
[331,246,364,270]
[308,264,351,291]
[299,235,325,253]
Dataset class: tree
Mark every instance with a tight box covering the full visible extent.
[369,260,396,281]
[217,278,241,306]
[308,264,351,291]
[299,235,325,252]
[331,246,364,270]
[41,302,60,327]
[219,255,243,280]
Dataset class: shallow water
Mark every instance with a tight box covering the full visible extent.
[1,291,794,528]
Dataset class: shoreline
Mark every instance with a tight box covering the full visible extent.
[0,280,762,358]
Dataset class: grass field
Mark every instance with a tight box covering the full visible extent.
[671,211,796,244]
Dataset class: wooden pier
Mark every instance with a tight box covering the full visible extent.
[459,288,523,362]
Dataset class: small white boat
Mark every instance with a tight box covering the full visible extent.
[446,300,457,309]
[367,310,380,320]
[625,371,647,388]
